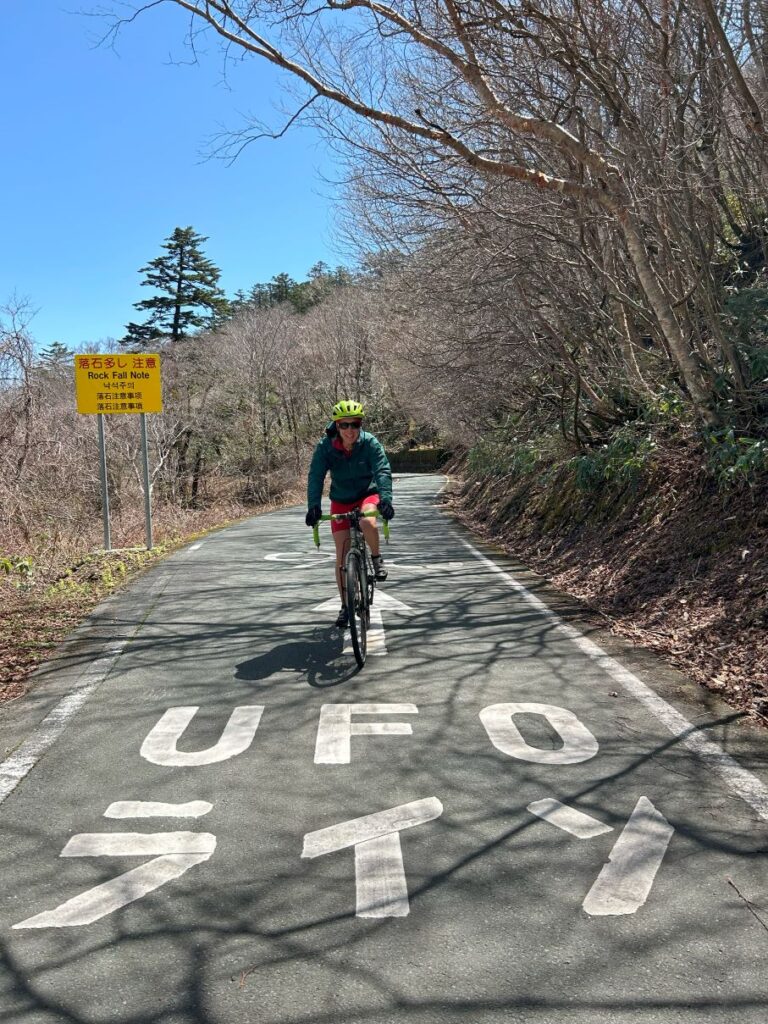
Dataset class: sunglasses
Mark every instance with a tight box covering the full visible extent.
[337,421,362,429]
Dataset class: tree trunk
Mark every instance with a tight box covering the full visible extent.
[617,210,714,420]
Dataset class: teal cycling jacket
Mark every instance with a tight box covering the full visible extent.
[307,423,393,508]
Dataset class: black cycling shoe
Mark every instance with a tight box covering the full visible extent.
[335,606,349,628]
[372,555,388,581]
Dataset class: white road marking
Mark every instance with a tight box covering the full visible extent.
[189,543,203,551]
[373,591,414,612]
[104,800,212,818]
[316,591,415,658]
[341,607,388,656]
[355,833,409,917]
[386,560,468,573]
[366,606,387,655]
[266,551,334,563]
[460,537,768,822]
[140,705,264,766]
[302,798,442,857]
[366,607,387,655]
[582,797,674,915]
[313,591,413,613]
[13,833,216,929]
[314,704,418,764]
[480,703,599,764]
[61,832,215,856]
[302,798,443,918]
[0,643,125,805]
[527,798,614,838]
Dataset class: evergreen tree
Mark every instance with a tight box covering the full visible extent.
[268,272,296,305]
[38,341,73,366]
[230,263,354,317]
[230,282,275,314]
[123,226,229,348]
[288,263,353,313]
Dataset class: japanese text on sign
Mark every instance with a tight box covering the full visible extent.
[74,354,163,414]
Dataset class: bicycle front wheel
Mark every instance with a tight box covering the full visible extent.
[345,549,368,667]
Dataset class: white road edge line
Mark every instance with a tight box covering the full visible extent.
[459,536,768,822]
[0,642,126,805]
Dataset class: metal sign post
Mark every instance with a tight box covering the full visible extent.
[96,413,112,551]
[140,413,153,550]
[74,354,163,552]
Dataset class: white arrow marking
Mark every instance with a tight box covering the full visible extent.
[313,591,414,614]
[528,799,614,838]
[314,591,414,657]
[371,591,414,613]
[583,797,674,916]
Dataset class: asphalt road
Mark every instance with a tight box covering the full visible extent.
[1,474,767,1024]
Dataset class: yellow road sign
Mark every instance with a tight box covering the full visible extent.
[74,353,163,414]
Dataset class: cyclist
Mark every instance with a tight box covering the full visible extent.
[305,400,395,628]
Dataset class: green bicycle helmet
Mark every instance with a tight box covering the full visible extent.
[332,399,365,421]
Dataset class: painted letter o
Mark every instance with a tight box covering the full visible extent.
[480,703,598,764]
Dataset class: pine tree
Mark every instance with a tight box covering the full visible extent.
[230,282,275,314]
[289,263,353,313]
[123,226,229,348]
[268,272,296,305]
[38,341,73,365]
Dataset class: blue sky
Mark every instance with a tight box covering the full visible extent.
[1,1,345,351]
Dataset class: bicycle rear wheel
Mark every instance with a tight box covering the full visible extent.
[345,549,368,667]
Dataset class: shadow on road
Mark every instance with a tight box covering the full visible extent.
[234,627,360,688]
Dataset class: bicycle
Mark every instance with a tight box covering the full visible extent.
[313,508,390,667]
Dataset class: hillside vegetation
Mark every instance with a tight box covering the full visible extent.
[448,428,768,725]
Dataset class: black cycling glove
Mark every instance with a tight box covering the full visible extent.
[305,506,322,528]
[379,499,395,521]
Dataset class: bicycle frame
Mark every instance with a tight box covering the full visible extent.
[313,508,390,666]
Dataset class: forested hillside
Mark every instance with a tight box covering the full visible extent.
[3,0,768,716]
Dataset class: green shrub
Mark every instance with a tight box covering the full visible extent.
[467,434,561,479]
[45,577,91,599]
[651,389,686,421]
[0,555,34,587]
[569,427,657,492]
[705,428,768,487]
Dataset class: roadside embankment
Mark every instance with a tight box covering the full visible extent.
[445,441,768,726]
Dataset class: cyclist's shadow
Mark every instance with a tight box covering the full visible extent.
[234,627,360,688]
